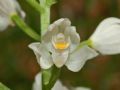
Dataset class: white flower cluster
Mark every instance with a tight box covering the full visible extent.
[29,17,120,72]
[0,0,25,31]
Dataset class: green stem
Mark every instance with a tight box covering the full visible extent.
[42,66,61,90]
[39,0,58,90]
[40,0,50,36]
[48,67,61,89]
[39,0,51,90]
[11,13,40,41]
[26,0,44,13]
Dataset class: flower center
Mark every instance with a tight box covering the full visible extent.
[54,42,69,49]
[52,33,70,50]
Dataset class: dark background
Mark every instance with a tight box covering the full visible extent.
[0,0,120,90]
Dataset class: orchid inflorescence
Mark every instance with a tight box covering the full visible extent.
[1,0,120,90]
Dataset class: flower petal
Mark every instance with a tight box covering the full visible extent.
[0,15,10,31]
[52,80,69,90]
[0,0,17,14]
[28,43,53,69]
[14,0,26,18]
[75,87,91,90]
[57,18,71,33]
[90,17,120,55]
[42,18,71,52]
[0,0,25,17]
[90,17,120,37]
[69,27,80,44]
[65,46,98,72]
[65,26,80,52]
[0,0,25,31]
[43,18,70,41]
[52,49,69,68]
[32,73,42,90]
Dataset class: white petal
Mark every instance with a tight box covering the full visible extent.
[90,17,120,55]
[13,0,26,18]
[65,26,80,52]
[75,87,91,90]
[52,49,69,68]
[42,24,58,52]
[58,18,71,33]
[90,17,120,37]
[66,46,98,72]
[28,43,42,60]
[28,43,53,69]
[49,18,71,33]
[0,0,25,17]
[52,80,68,90]
[40,56,53,69]
[42,18,71,52]
[0,0,25,31]
[0,15,10,31]
[32,73,42,90]
[44,18,66,37]
[69,27,80,44]
[0,0,16,14]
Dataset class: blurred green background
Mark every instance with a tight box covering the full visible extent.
[0,0,120,90]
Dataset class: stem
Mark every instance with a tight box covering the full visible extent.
[39,1,51,89]
[42,66,61,90]
[41,67,52,90]
[40,0,50,36]
[26,0,44,13]
[39,0,58,90]
[11,14,40,41]
[48,67,61,89]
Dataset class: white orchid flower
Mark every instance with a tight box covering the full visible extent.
[33,73,91,90]
[29,18,98,72]
[90,17,120,55]
[0,0,25,31]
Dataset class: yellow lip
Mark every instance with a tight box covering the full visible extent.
[54,42,69,49]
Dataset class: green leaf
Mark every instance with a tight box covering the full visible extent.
[0,83,10,90]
